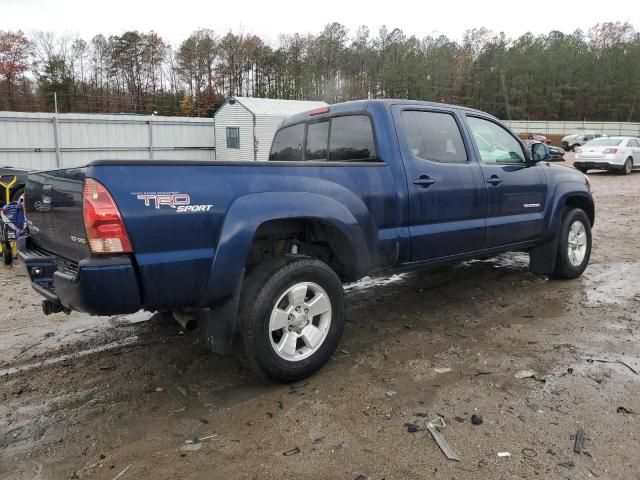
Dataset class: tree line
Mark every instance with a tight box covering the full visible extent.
[0,22,638,121]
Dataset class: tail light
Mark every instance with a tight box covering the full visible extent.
[603,148,618,154]
[574,147,582,153]
[309,106,330,116]
[83,178,132,254]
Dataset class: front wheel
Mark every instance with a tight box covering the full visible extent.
[239,255,345,382]
[552,208,591,279]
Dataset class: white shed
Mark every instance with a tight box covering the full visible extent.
[214,97,328,161]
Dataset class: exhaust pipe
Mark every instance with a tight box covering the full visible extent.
[172,310,198,332]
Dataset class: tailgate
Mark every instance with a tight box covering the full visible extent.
[24,168,90,263]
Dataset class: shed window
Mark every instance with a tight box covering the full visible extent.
[226,127,240,149]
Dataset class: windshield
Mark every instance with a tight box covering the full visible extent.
[586,138,622,147]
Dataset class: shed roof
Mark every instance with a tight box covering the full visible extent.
[230,96,328,117]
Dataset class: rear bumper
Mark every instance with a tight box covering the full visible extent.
[18,236,142,315]
[573,161,624,172]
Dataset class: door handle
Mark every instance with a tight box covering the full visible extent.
[486,175,502,186]
[413,175,436,188]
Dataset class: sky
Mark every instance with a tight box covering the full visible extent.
[1,0,638,46]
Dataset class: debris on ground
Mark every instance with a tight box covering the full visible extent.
[434,367,452,374]
[558,461,575,469]
[353,475,366,480]
[454,416,465,423]
[181,442,202,452]
[471,414,483,425]
[424,417,460,461]
[175,386,187,396]
[289,381,307,394]
[181,434,217,452]
[405,423,420,433]
[385,390,397,397]
[617,406,633,415]
[282,447,301,456]
[497,452,511,458]
[332,349,351,360]
[111,464,132,480]
[573,429,585,454]
[522,448,537,458]
[514,369,537,379]
[586,358,639,375]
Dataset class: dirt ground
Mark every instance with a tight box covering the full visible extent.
[1,155,639,480]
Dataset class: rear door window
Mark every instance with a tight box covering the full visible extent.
[402,110,467,163]
[269,123,304,161]
[329,115,377,161]
[305,121,329,160]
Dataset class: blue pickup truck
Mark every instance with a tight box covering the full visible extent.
[19,100,594,381]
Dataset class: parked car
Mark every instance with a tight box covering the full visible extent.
[520,133,551,144]
[561,132,605,151]
[0,166,29,206]
[573,136,640,174]
[522,140,564,161]
[19,100,594,382]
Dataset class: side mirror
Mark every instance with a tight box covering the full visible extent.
[531,142,550,162]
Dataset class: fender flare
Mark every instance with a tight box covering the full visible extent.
[530,183,593,275]
[202,191,371,353]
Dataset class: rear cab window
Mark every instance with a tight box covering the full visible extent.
[269,123,304,161]
[270,114,378,162]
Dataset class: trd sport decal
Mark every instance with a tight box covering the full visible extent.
[134,192,213,213]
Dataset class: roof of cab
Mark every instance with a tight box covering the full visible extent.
[280,99,491,128]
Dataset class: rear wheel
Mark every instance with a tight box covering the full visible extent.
[2,242,12,265]
[10,186,24,203]
[239,255,345,382]
[622,157,633,175]
[552,208,591,279]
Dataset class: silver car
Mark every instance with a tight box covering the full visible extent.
[573,136,640,175]
[561,132,606,151]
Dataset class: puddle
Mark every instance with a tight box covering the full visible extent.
[0,336,139,377]
[584,263,640,305]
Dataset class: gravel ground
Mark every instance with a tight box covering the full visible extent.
[1,155,639,480]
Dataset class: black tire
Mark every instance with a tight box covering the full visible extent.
[552,208,591,279]
[10,186,24,203]
[2,242,12,265]
[571,144,580,152]
[238,255,345,382]
[622,157,633,175]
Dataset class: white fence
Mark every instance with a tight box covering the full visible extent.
[0,112,216,171]
[2,111,639,171]
[505,120,640,137]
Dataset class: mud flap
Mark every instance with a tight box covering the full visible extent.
[206,269,244,355]
[528,237,559,276]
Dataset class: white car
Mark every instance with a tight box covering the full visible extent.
[573,137,640,175]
